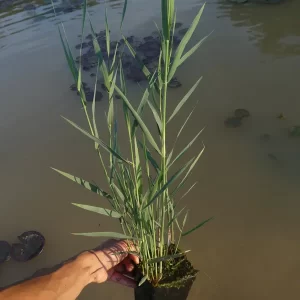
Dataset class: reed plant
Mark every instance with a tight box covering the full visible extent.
[53,0,212,286]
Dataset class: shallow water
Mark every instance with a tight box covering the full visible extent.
[0,0,300,299]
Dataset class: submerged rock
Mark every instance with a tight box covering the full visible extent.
[178,28,189,35]
[75,42,88,50]
[234,108,250,119]
[127,65,145,82]
[0,241,11,263]
[175,22,183,29]
[224,117,242,128]
[23,4,36,11]
[289,126,300,137]
[268,153,278,161]
[276,113,286,120]
[85,91,103,102]
[168,77,182,88]
[11,231,45,262]
[261,133,271,141]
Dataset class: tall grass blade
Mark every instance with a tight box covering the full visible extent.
[179,33,211,66]
[72,203,122,218]
[182,217,213,237]
[51,168,112,199]
[180,182,197,200]
[148,100,162,135]
[62,116,131,164]
[92,68,99,140]
[105,8,110,56]
[120,0,128,29]
[168,127,204,168]
[168,76,203,122]
[122,35,151,79]
[72,232,138,239]
[115,86,161,154]
[138,141,160,172]
[143,158,194,210]
[168,3,206,82]
[131,88,149,136]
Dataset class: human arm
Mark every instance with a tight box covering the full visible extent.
[0,239,139,300]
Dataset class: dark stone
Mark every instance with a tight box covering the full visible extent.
[289,126,300,137]
[127,65,146,82]
[85,91,103,102]
[127,35,134,43]
[0,241,11,263]
[70,83,77,91]
[63,7,74,14]
[261,133,271,141]
[175,22,183,29]
[23,4,36,10]
[144,36,154,42]
[110,41,118,49]
[178,28,189,35]
[268,153,278,161]
[173,36,181,47]
[234,109,250,119]
[168,77,182,88]
[11,231,45,262]
[83,65,90,71]
[276,113,286,120]
[86,34,93,40]
[224,117,242,128]
[75,43,89,50]
[100,83,108,92]
[144,48,160,59]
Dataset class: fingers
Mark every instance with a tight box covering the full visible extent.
[128,253,139,265]
[109,271,137,288]
[114,257,135,273]
[96,239,139,270]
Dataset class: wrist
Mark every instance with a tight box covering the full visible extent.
[75,251,105,284]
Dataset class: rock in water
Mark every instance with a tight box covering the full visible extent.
[224,117,242,128]
[261,133,271,141]
[234,109,250,119]
[175,22,183,29]
[85,91,103,102]
[178,28,189,35]
[289,126,300,137]
[168,77,182,88]
[11,231,45,262]
[0,241,11,263]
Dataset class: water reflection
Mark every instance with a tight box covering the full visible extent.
[218,0,300,56]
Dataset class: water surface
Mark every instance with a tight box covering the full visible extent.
[0,0,300,299]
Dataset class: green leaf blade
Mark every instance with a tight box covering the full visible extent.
[182,217,213,237]
[72,232,139,240]
[72,203,122,218]
[168,76,203,123]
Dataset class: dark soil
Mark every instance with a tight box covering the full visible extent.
[10,231,45,262]
[0,241,11,263]
[134,244,197,300]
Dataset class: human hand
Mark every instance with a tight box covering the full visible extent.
[79,239,139,288]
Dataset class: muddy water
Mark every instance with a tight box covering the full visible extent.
[1,0,300,299]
